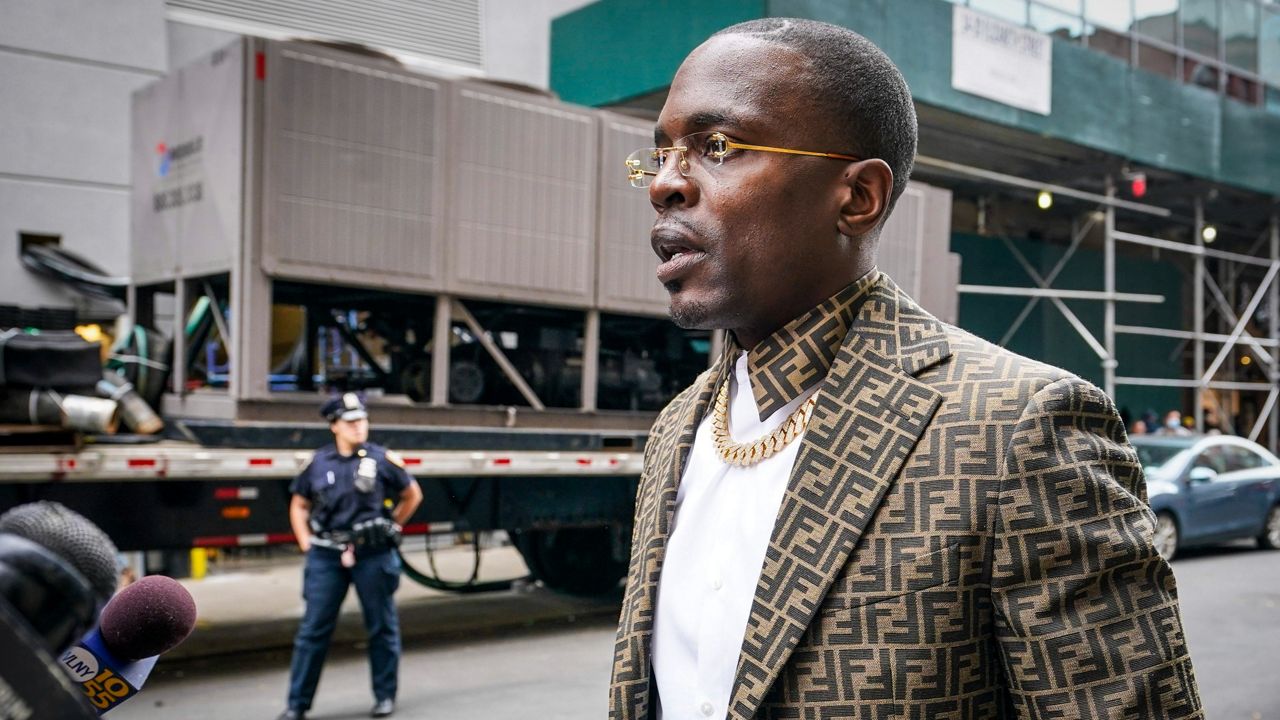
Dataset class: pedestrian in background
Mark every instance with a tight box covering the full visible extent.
[277,393,423,720]
[1159,409,1195,436]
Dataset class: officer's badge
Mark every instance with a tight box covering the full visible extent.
[355,456,378,493]
[385,450,406,469]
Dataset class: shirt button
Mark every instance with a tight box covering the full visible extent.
[710,577,723,591]
[699,701,714,716]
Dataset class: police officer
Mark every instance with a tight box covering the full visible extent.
[277,393,423,720]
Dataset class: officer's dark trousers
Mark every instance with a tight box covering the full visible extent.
[287,546,401,711]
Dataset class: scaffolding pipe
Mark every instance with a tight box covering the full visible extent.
[1271,215,1280,453]
[995,235,1108,360]
[915,155,1171,216]
[1202,273,1277,370]
[998,216,1096,347]
[1194,200,1206,432]
[1225,227,1273,289]
[1112,230,1276,267]
[1199,262,1280,385]
[1104,179,1117,399]
[1251,387,1279,444]
[1116,377,1271,391]
[956,285,1163,302]
[1114,324,1280,347]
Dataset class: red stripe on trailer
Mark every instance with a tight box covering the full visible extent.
[193,535,238,547]
[402,457,422,466]
[609,458,620,466]
[213,487,239,500]
[248,458,273,467]
[492,458,511,466]
[576,458,592,466]
[195,533,295,547]
[127,458,157,468]
[402,523,429,535]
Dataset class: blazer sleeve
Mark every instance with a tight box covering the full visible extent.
[991,376,1203,719]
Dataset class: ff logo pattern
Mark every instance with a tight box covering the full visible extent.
[610,273,1201,720]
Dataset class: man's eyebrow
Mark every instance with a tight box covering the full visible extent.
[653,110,745,145]
[687,110,742,131]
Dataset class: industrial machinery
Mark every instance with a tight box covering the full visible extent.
[0,38,957,594]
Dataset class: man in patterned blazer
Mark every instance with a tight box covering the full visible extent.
[611,17,1202,720]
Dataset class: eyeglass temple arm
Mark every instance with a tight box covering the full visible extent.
[725,139,858,161]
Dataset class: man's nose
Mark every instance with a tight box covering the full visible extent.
[649,152,698,212]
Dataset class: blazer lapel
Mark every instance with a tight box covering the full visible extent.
[727,277,952,719]
[610,357,727,720]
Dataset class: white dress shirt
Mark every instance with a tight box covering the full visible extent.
[651,351,818,720]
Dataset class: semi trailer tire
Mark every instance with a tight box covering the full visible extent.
[511,526,627,596]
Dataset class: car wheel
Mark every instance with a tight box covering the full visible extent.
[1257,505,1280,550]
[1154,512,1179,561]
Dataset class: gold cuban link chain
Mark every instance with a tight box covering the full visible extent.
[711,378,819,467]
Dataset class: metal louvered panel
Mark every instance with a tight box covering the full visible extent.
[879,184,927,299]
[878,181,958,324]
[445,82,598,307]
[132,39,245,284]
[167,0,482,67]
[260,41,446,290]
[596,113,667,316]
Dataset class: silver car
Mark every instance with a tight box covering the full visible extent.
[1131,434,1280,560]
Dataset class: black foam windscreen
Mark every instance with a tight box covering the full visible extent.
[100,575,197,660]
[0,596,97,720]
[0,501,118,605]
[0,533,98,653]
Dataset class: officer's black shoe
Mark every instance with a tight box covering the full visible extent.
[276,711,305,720]
[371,698,395,717]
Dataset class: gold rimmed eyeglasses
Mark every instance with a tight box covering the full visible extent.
[624,131,859,188]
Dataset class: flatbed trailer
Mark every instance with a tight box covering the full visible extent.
[0,424,645,595]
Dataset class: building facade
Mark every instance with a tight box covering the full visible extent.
[0,0,591,323]
[551,0,1280,442]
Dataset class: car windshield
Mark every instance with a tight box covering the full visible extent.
[1133,441,1194,479]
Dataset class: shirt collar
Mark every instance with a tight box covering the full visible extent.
[725,269,881,421]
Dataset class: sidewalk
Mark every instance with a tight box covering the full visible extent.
[165,544,621,662]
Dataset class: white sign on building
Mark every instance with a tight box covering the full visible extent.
[951,5,1053,115]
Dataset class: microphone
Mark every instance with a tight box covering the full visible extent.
[59,575,197,714]
[0,501,118,652]
[0,501,120,720]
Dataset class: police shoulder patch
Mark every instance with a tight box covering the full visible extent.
[385,449,406,469]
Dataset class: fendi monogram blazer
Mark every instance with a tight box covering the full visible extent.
[610,274,1202,719]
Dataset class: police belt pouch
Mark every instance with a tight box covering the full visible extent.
[312,519,400,554]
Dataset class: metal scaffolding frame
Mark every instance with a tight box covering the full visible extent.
[934,155,1280,452]
[1110,211,1280,446]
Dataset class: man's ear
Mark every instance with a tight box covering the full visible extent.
[835,159,894,238]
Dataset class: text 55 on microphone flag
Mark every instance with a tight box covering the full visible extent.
[60,629,156,713]
[58,575,197,714]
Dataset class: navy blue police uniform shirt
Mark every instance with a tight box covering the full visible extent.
[289,443,414,532]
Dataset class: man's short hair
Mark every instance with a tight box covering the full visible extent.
[712,18,917,212]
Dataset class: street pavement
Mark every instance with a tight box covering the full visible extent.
[1172,541,1280,720]
[160,541,619,661]
[109,540,1278,719]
